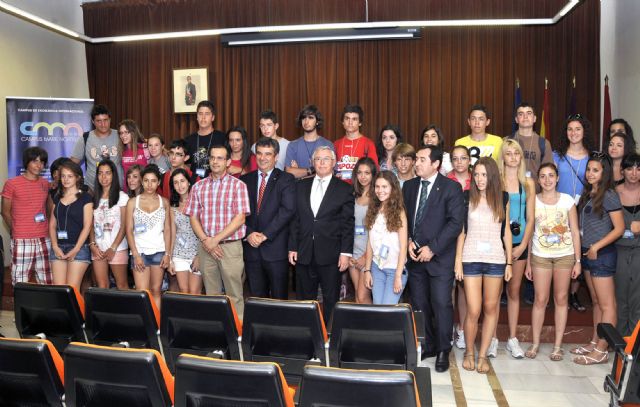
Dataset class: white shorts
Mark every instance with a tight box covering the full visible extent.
[172,256,201,276]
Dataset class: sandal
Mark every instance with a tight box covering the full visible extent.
[573,348,609,365]
[525,344,539,359]
[477,356,490,374]
[462,353,475,371]
[570,341,596,355]
[549,347,564,361]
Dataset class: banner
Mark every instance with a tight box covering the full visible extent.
[6,97,94,179]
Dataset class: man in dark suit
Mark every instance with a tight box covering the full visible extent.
[185,76,196,105]
[289,145,354,322]
[403,145,464,373]
[241,137,295,299]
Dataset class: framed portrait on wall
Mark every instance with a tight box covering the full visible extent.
[173,67,208,113]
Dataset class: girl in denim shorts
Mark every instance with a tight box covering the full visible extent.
[572,154,625,365]
[455,157,512,374]
[49,161,93,292]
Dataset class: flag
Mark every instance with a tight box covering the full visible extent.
[512,78,522,134]
[568,76,577,116]
[602,75,611,150]
[540,78,550,140]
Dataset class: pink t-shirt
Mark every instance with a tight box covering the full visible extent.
[1,175,49,239]
[122,143,150,191]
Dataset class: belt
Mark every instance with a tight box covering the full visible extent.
[219,239,240,245]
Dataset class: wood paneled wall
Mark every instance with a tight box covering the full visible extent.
[83,0,600,150]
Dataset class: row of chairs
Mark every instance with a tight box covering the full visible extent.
[12,283,431,405]
[0,337,422,406]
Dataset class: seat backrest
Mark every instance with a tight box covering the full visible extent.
[14,282,86,352]
[160,292,242,372]
[298,365,420,407]
[329,302,418,371]
[64,342,174,407]
[84,287,161,352]
[241,298,328,384]
[174,354,294,407]
[0,337,65,407]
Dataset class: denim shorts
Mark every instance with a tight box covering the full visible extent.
[134,251,166,267]
[50,243,91,264]
[462,262,505,277]
[582,245,617,278]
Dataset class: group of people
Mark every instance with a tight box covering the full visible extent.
[2,100,638,376]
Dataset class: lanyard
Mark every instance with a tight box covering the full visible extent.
[56,200,70,232]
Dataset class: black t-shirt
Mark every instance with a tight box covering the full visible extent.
[184,130,226,175]
[53,191,92,244]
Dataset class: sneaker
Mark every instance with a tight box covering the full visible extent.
[506,337,525,359]
[488,337,499,358]
[455,328,466,349]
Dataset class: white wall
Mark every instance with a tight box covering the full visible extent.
[601,0,640,146]
[0,0,89,262]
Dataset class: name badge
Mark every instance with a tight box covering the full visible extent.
[134,223,147,234]
[525,171,532,178]
[477,241,491,253]
[94,224,104,239]
[379,245,390,260]
[196,168,206,178]
[548,234,560,244]
[34,213,46,223]
[623,229,635,239]
[574,194,581,206]
[355,225,366,235]
[57,230,68,240]
[177,236,187,247]
[159,167,166,174]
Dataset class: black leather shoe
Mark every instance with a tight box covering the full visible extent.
[435,351,450,372]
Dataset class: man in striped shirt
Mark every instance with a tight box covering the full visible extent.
[185,144,250,318]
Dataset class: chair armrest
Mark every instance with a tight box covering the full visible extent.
[597,323,627,352]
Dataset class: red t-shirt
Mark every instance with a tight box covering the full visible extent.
[229,155,257,179]
[1,175,49,239]
[334,135,379,183]
[159,167,194,199]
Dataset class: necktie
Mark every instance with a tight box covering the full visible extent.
[414,180,430,227]
[311,178,324,216]
[257,172,267,212]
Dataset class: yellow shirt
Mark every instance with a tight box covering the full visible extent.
[455,134,503,165]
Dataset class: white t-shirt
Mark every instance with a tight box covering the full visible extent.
[93,191,130,252]
[532,193,575,258]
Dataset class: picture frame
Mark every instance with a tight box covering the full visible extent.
[172,67,208,113]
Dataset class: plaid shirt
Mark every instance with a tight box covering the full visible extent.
[184,172,250,241]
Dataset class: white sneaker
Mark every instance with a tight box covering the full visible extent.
[506,337,525,359]
[487,337,499,358]
[455,328,466,349]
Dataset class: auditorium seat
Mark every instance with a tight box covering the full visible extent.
[174,354,294,407]
[329,302,432,407]
[160,292,242,372]
[13,282,87,352]
[241,297,329,385]
[64,342,174,407]
[598,322,640,406]
[0,337,65,407]
[84,287,162,354]
[297,365,421,407]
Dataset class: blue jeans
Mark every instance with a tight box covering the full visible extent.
[582,245,617,277]
[371,262,408,304]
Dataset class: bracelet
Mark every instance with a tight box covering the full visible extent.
[506,263,512,266]
[362,269,371,273]
[88,242,96,247]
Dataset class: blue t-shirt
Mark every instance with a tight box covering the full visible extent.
[53,191,92,244]
[553,151,587,202]
[284,136,334,169]
[509,188,526,244]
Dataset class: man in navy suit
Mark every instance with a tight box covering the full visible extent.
[403,145,464,372]
[241,137,296,299]
[289,146,354,322]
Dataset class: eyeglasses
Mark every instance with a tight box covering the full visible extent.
[313,157,333,163]
[451,156,469,162]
